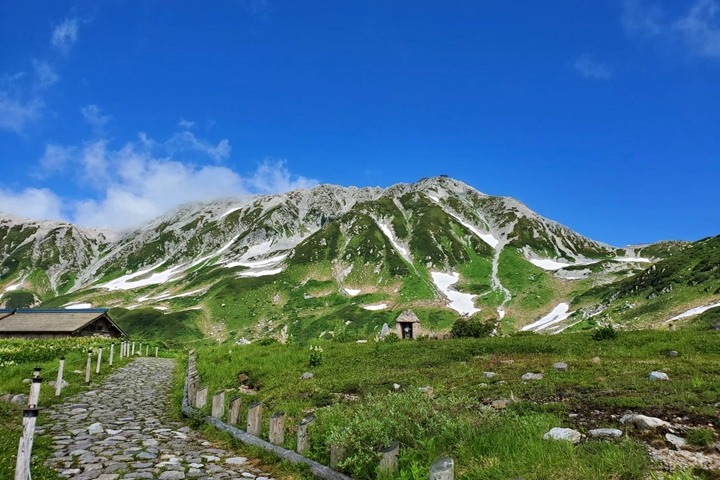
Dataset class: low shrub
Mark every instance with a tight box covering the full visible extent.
[591,325,618,341]
[451,317,494,338]
[685,428,715,447]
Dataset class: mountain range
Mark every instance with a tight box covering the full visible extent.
[1,176,717,342]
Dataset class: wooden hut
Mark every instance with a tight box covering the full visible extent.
[0,309,125,340]
[395,310,422,339]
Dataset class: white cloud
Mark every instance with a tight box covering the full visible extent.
[178,118,195,129]
[51,18,79,52]
[623,0,720,59]
[573,54,612,80]
[0,187,64,221]
[81,104,111,133]
[165,130,231,162]
[38,144,75,175]
[81,140,110,181]
[674,0,720,57]
[0,90,42,135]
[246,159,318,194]
[24,121,316,229]
[32,61,59,88]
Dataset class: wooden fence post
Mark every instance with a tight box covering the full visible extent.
[85,350,92,385]
[379,441,399,474]
[95,347,103,374]
[212,391,225,419]
[55,357,65,397]
[429,457,454,480]
[269,411,285,445]
[247,401,262,437]
[109,343,115,366]
[28,377,41,407]
[330,445,347,470]
[146,345,149,356]
[228,396,242,425]
[28,367,41,406]
[138,343,142,356]
[155,346,159,357]
[188,377,199,407]
[131,342,135,356]
[195,386,209,409]
[296,415,315,455]
[14,407,38,480]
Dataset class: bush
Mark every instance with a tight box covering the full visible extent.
[591,325,618,341]
[383,333,400,343]
[451,317,494,338]
[257,337,278,346]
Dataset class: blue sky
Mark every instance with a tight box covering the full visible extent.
[1,1,719,246]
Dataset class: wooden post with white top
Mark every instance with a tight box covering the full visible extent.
[95,347,103,374]
[55,357,65,396]
[109,343,115,366]
[85,350,92,385]
[14,407,38,480]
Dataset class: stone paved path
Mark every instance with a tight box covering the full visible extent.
[38,358,276,480]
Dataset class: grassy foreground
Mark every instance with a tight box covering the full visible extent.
[191,328,720,480]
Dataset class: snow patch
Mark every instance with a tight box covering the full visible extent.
[521,303,573,332]
[497,307,505,320]
[614,257,652,263]
[425,196,498,248]
[430,272,480,316]
[377,222,409,258]
[362,304,388,311]
[220,207,242,218]
[64,302,93,309]
[237,268,283,278]
[529,258,597,271]
[428,195,439,202]
[344,288,361,297]
[225,254,287,269]
[3,282,23,293]
[668,302,720,321]
[99,262,187,291]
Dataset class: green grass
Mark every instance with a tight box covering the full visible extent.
[191,327,720,479]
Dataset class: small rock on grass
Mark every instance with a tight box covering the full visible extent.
[665,433,687,449]
[300,372,314,380]
[482,372,497,378]
[521,372,543,380]
[553,362,568,371]
[620,414,669,430]
[543,428,584,443]
[589,428,623,439]
[649,371,670,381]
[10,394,26,404]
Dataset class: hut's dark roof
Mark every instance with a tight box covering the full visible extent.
[0,309,125,335]
[396,309,421,323]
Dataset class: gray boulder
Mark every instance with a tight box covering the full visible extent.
[300,372,314,380]
[521,372,543,381]
[482,372,497,378]
[648,371,669,381]
[553,362,568,372]
[49,380,70,389]
[667,351,679,357]
[543,427,583,443]
[620,414,669,430]
[665,433,687,449]
[22,378,32,384]
[88,422,104,434]
[589,428,623,439]
[10,394,26,405]
[378,323,391,339]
